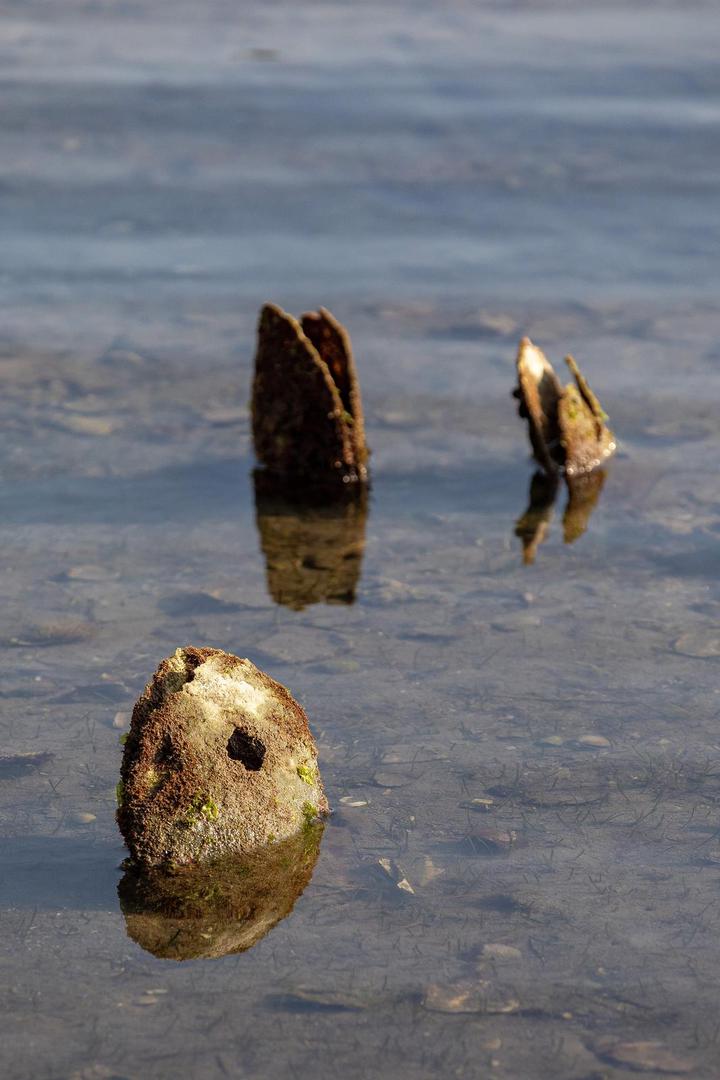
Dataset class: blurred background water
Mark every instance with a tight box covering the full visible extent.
[2,2,720,1077]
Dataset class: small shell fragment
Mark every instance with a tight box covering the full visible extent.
[376,857,415,894]
[463,829,517,855]
[423,982,519,1015]
[461,797,495,811]
[575,734,611,749]
[481,943,522,960]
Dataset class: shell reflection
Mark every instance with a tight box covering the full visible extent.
[515,468,606,565]
[253,470,368,610]
[118,825,323,961]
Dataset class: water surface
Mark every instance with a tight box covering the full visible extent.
[2,2,720,1077]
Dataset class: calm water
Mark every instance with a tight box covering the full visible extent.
[2,2,720,1077]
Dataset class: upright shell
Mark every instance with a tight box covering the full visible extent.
[117,647,328,867]
[515,337,616,476]
[252,303,369,487]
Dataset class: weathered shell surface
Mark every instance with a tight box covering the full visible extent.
[515,336,616,476]
[117,647,328,867]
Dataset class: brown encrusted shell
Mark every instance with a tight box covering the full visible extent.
[253,469,368,611]
[301,307,368,472]
[118,825,323,961]
[515,337,616,477]
[117,647,328,868]
[252,303,369,486]
[557,355,616,477]
[515,337,564,475]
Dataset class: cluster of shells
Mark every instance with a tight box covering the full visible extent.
[117,306,616,958]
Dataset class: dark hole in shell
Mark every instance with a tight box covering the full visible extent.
[227,728,266,771]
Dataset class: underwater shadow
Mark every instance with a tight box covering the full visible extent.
[0,835,124,910]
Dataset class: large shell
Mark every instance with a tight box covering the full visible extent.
[117,647,328,868]
[252,303,369,486]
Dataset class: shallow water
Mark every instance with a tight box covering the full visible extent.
[2,2,720,1077]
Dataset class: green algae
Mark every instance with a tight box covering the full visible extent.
[186,794,220,825]
[302,800,320,829]
[297,763,315,785]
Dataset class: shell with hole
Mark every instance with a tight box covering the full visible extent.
[117,647,328,868]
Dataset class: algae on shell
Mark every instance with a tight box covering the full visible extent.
[515,337,616,477]
[117,647,328,868]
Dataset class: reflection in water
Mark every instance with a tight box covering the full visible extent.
[514,471,560,566]
[563,469,606,545]
[118,825,323,961]
[253,470,369,610]
[515,469,606,564]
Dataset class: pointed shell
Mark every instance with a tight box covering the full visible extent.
[252,303,368,485]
